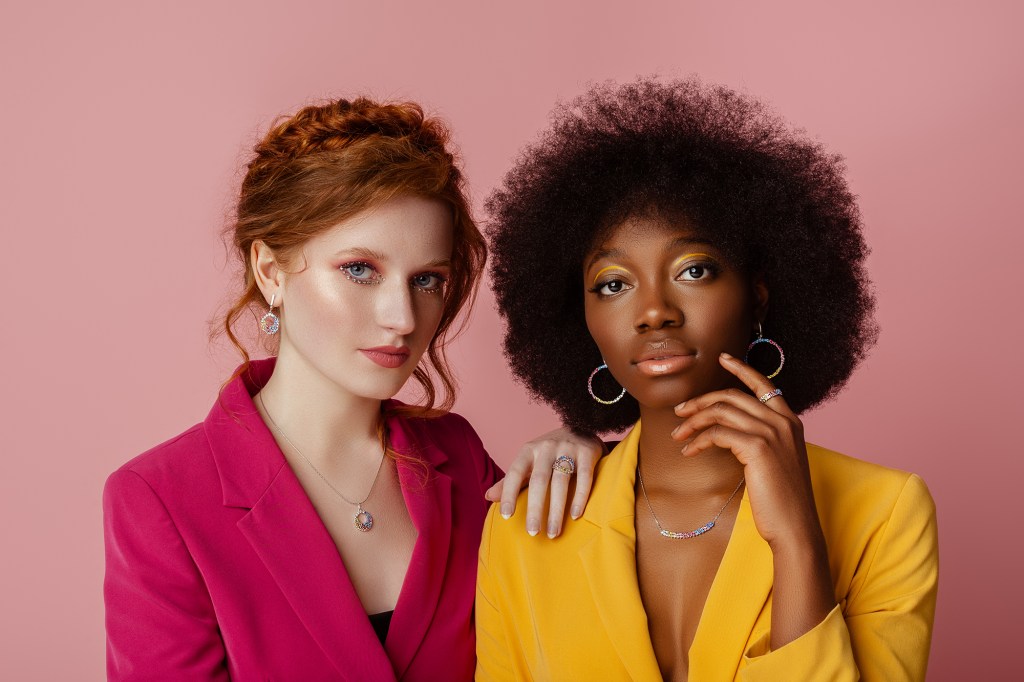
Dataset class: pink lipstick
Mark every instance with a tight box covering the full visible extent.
[360,346,411,369]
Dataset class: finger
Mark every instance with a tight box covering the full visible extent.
[570,449,599,520]
[718,352,793,415]
[484,479,503,502]
[546,467,572,538]
[524,464,553,536]
[683,423,767,465]
[675,387,792,428]
[672,401,776,445]
[498,459,529,520]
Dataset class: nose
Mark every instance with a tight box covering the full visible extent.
[376,281,417,336]
[635,282,683,331]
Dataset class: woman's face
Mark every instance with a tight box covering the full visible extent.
[272,194,454,401]
[583,212,764,411]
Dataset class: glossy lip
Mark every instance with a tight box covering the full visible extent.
[632,341,696,377]
[359,345,411,369]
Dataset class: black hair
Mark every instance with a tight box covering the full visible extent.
[487,77,877,433]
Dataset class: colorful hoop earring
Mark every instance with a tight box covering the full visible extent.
[260,294,280,335]
[745,322,784,379]
[588,363,626,405]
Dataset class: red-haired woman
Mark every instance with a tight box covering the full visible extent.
[102,98,601,681]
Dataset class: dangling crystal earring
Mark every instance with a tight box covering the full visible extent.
[260,294,280,335]
[745,322,784,379]
[588,362,626,405]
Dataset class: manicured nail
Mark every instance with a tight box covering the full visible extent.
[681,441,690,454]
[547,522,559,538]
[527,519,540,536]
[501,503,513,519]
[720,352,734,361]
[570,505,582,519]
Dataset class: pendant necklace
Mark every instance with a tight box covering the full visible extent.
[258,393,386,532]
[636,465,744,539]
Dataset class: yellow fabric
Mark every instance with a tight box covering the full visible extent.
[476,422,938,681]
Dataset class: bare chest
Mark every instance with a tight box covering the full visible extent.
[294,459,419,614]
[635,499,739,682]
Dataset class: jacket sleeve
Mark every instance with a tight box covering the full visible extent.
[103,469,230,681]
[474,507,516,682]
[739,473,939,682]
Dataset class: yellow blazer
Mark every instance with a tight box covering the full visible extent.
[476,422,938,681]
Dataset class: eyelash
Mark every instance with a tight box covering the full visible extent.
[340,262,448,294]
[586,261,721,297]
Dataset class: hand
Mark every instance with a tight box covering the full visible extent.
[672,351,835,648]
[484,427,604,538]
[671,352,821,550]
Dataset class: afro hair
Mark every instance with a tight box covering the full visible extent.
[486,77,878,434]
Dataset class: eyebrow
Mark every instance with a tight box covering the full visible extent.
[334,248,451,269]
[584,237,718,271]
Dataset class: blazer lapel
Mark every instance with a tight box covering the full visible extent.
[207,360,396,682]
[687,491,774,682]
[578,425,664,681]
[380,412,453,680]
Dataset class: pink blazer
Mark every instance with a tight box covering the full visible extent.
[103,359,500,681]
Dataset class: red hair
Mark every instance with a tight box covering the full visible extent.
[219,97,486,419]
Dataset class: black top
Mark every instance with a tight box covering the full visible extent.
[368,610,394,645]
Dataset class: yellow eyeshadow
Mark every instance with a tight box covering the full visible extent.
[671,252,712,269]
[592,265,630,285]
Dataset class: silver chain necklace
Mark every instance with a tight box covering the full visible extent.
[636,466,745,539]
[257,393,386,532]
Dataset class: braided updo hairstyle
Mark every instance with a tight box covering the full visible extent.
[221,98,485,415]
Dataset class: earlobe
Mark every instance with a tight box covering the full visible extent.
[251,240,283,305]
[752,276,770,327]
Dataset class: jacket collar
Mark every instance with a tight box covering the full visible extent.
[578,420,774,681]
[204,358,453,681]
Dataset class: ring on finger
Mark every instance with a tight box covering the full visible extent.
[552,454,576,475]
[759,388,783,404]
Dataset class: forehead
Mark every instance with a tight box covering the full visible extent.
[587,213,713,259]
[307,195,453,260]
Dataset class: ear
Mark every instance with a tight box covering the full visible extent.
[751,274,770,330]
[251,240,283,306]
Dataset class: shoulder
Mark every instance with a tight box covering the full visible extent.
[105,422,217,505]
[805,443,934,518]
[805,443,937,595]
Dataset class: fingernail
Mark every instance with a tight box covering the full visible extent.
[501,503,513,519]
[547,522,559,538]
[570,505,581,519]
[721,352,734,360]
[527,520,540,536]
[681,441,690,454]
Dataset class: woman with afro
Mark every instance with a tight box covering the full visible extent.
[476,78,938,681]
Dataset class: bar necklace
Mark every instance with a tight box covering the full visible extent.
[258,393,385,532]
[636,466,745,539]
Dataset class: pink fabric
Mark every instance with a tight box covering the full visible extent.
[103,359,501,681]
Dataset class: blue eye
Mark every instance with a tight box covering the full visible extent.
[412,272,446,293]
[340,262,382,285]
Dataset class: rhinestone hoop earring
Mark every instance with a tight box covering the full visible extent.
[745,322,784,379]
[588,363,626,405]
[260,294,280,335]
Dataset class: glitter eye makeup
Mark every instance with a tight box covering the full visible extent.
[340,262,383,285]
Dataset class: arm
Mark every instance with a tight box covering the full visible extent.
[483,427,605,538]
[104,469,229,681]
[676,355,937,680]
[738,474,937,681]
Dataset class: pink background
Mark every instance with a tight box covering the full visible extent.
[2,1,1020,679]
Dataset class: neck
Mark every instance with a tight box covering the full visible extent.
[255,344,384,470]
[636,405,744,498]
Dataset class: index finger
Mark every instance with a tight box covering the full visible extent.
[718,352,793,415]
